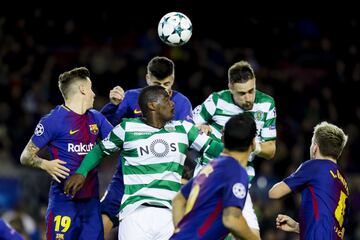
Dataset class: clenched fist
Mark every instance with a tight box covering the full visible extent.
[109,86,125,105]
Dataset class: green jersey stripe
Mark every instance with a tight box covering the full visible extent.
[124,180,181,195]
[123,161,184,175]
[123,172,182,185]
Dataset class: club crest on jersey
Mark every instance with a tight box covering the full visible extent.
[55,233,64,240]
[89,124,99,135]
[254,111,264,121]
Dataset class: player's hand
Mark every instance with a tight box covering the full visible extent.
[197,124,212,135]
[40,159,70,183]
[64,174,85,198]
[276,214,299,233]
[109,86,125,105]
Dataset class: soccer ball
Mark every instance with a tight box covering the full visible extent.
[158,12,192,47]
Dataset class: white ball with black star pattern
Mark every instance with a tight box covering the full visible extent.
[158,12,192,47]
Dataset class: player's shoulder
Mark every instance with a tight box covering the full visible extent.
[215,156,247,176]
[125,88,141,97]
[120,117,142,126]
[220,156,245,170]
[203,89,230,104]
[169,119,189,127]
[296,159,319,171]
[217,89,231,97]
[172,90,190,102]
[255,90,275,104]
[40,105,66,121]
[212,90,232,102]
[87,108,107,120]
[88,108,102,115]
[168,120,194,131]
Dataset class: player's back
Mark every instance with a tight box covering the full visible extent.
[171,156,249,240]
[31,105,112,200]
[286,159,349,240]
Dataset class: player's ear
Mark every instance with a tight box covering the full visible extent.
[79,83,86,95]
[313,142,319,155]
[147,101,157,112]
[251,138,256,152]
[146,74,151,86]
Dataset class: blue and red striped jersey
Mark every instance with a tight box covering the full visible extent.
[171,155,249,240]
[284,159,349,240]
[31,105,113,200]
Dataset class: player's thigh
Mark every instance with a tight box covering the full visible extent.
[45,200,79,240]
[118,206,151,240]
[152,207,173,240]
[118,206,173,240]
[78,198,104,240]
[242,193,260,231]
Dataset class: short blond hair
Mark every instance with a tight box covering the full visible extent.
[313,121,348,159]
[228,60,255,84]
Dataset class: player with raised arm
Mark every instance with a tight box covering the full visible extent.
[99,56,193,239]
[20,67,113,240]
[192,60,276,237]
[170,113,259,240]
[65,85,223,240]
[269,121,349,239]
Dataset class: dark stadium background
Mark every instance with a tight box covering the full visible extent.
[0,4,359,239]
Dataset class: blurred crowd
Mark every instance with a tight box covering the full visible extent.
[0,7,360,239]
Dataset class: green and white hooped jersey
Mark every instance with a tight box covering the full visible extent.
[193,89,276,180]
[99,118,222,220]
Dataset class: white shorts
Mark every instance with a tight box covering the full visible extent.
[118,205,173,240]
[242,193,260,230]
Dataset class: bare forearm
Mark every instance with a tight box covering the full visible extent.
[223,207,259,240]
[172,193,187,227]
[268,181,291,199]
[226,217,259,240]
[257,140,276,160]
[20,141,43,169]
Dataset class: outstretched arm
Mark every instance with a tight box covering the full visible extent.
[268,181,291,199]
[20,140,70,183]
[256,140,276,160]
[222,207,260,240]
[276,214,299,233]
